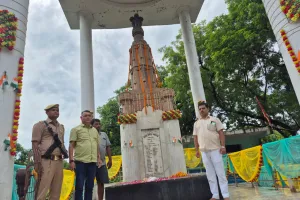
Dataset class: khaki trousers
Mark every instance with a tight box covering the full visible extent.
[36,159,63,200]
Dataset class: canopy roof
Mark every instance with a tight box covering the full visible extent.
[58,0,204,29]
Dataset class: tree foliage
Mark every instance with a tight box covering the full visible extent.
[15,143,31,165]
[260,131,284,144]
[96,0,300,145]
[14,143,70,169]
[159,0,300,136]
[97,96,121,155]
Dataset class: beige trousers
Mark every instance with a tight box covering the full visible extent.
[36,159,63,200]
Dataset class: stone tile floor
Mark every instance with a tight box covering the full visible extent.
[228,183,300,200]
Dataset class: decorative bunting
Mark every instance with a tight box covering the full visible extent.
[123,140,134,148]
[10,77,18,91]
[0,71,8,89]
[3,136,10,151]
[172,137,182,144]
[129,140,133,147]
[228,145,263,182]
[255,96,272,126]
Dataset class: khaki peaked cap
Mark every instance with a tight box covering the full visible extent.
[44,104,59,111]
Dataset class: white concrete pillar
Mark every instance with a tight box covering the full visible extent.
[79,12,95,113]
[262,0,300,104]
[0,0,29,199]
[178,7,206,118]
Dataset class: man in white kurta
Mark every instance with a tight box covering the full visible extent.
[193,101,229,200]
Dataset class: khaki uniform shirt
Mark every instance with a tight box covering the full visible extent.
[32,118,65,156]
[70,124,100,163]
[193,116,224,152]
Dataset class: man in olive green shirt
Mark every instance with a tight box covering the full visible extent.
[69,110,101,200]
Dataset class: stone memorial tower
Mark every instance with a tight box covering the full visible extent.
[118,14,187,182]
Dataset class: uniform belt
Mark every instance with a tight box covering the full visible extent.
[41,155,63,161]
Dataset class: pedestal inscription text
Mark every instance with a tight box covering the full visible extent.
[142,128,164,177]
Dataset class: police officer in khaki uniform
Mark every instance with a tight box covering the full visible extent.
[32,104,67,200]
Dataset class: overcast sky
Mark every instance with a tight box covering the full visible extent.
[19,0,228,149]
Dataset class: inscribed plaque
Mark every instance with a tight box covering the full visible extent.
[142,128,164,177]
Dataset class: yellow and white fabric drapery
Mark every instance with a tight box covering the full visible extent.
[106,155,122,180]
[184,148,201,168]
[228,145,263,182]
[60,169,75,200]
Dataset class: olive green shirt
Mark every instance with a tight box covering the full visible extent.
[70,124,100,163]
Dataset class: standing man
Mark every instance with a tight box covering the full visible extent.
[69,110,102,200]
[91,119,113,200]
[193,101,230,200]
[32,104,68,200]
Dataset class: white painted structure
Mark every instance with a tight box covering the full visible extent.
[79,12,95,112]
[58,0,206,116]
[262,0,300,104]
[178,7,206,118]
[0,0,29,199]
[121,107,186,182]
[59,0,203,29]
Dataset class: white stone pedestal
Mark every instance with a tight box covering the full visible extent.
[120,107,186,182]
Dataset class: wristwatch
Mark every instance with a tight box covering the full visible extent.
[69,160,74,163]
[221,146,226,149]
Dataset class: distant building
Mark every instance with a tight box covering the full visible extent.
[182,127,269,153]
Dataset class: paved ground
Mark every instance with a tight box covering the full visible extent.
[94,182,300,200]
[228,183,300,200]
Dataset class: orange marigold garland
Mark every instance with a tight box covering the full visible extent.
[162,109,182,121]
[251,146,263,182]
[280,29,300,73]
[0,10,18,51]
[117,109,182,125]
[17,58,24,96]
[10,58,24,156]
[169,171,188,178]
[117,113,137,124]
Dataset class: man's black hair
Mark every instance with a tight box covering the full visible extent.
[81,110,93,115]
[91,118,100,125]
[198,101,209,109]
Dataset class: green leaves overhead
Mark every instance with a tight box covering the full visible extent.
[159,0,300,135]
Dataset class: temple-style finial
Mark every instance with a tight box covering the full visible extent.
[130,14,144,37]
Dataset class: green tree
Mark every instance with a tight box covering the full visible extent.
[14,143,71,169]
[260,131,285,144]
[63,160,70,169]
[97,97,121,155]
[15,143,31,165]
[159,0,300,136]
